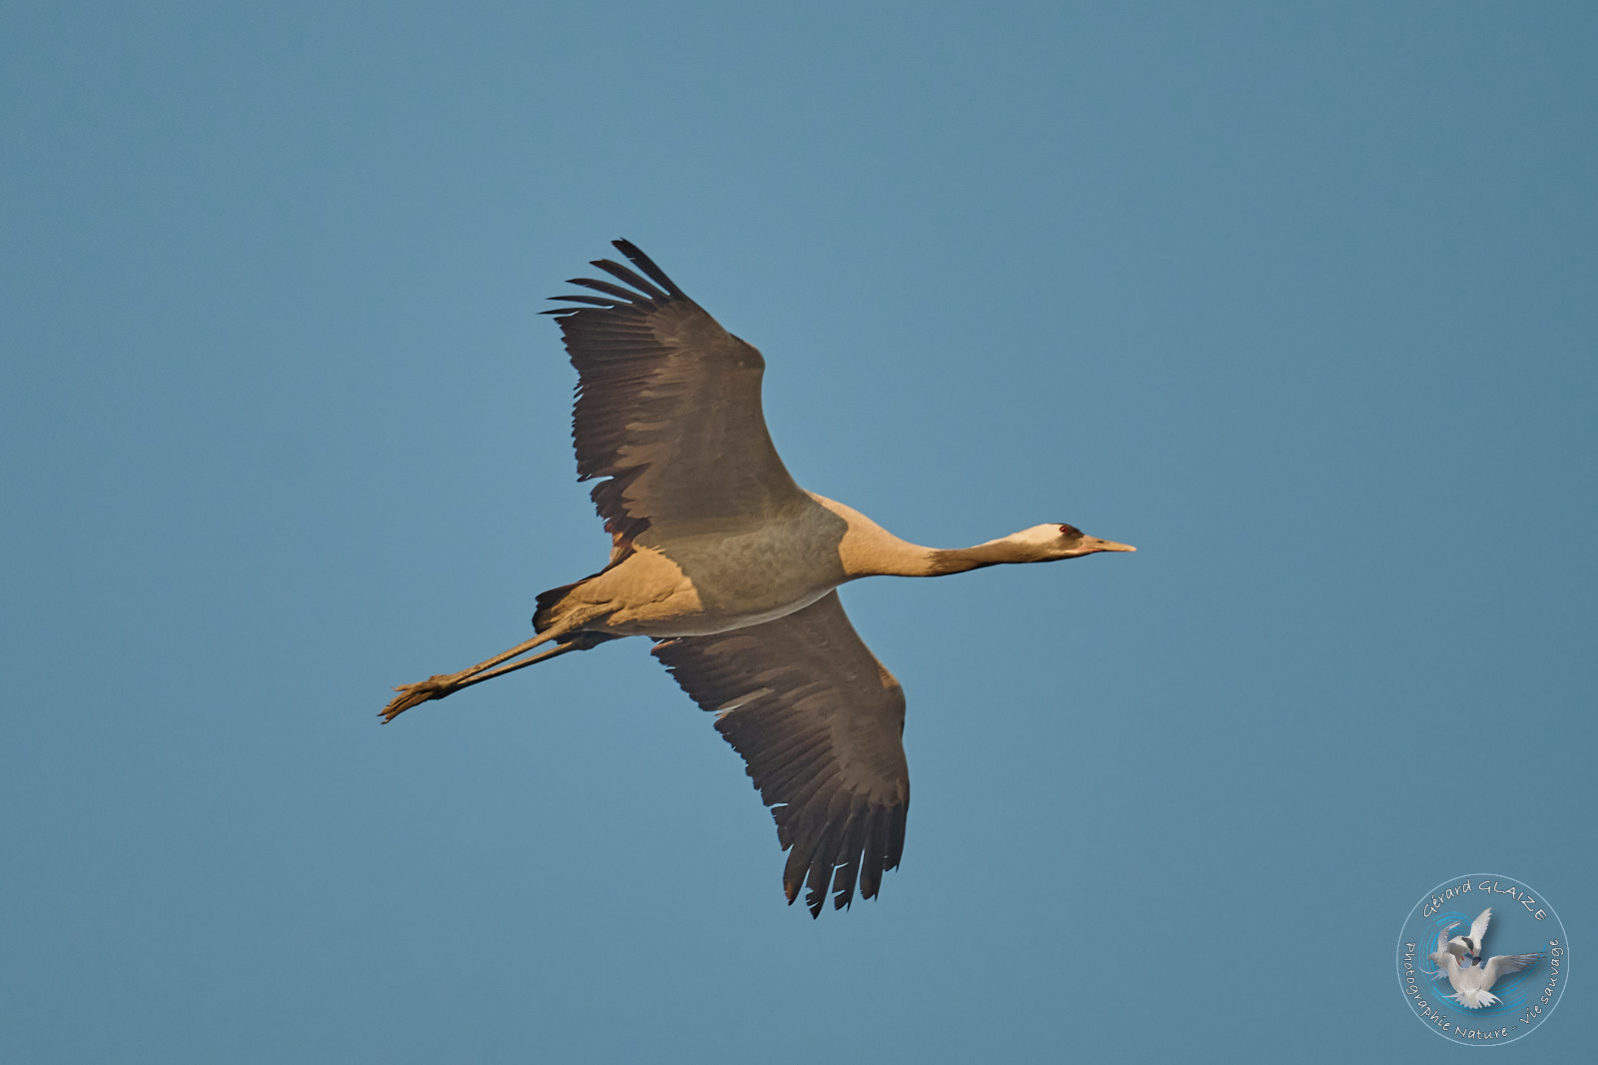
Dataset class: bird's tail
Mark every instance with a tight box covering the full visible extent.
[1450,989,1500,1009]
[533,580,584,632]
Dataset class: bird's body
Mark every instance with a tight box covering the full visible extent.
[537,493,846,638]
[1432,952,1542,1009]
[382,241,1134,915]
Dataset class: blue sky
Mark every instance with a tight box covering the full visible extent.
[4,2,1594,1061]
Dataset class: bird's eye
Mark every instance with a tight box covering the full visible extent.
[1058,523,1082,538]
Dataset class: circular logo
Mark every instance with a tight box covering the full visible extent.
[1394,873,1568,1045]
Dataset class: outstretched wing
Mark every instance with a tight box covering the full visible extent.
[1482,952,1542,984]
[545,240,811,546]
[1435,921,1461,956]
[653,592,910,917]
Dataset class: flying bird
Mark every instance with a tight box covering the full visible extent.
[381,240,1136,916]
[1429,915,1542,1009]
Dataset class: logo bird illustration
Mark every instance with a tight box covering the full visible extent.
[1428,908,1542,1009]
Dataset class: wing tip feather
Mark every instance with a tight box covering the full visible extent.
[544,239,687,314]
[612,238,685,297]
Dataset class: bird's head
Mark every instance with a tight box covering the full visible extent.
[1014,523,1138,561]
[1447,935,1481,967]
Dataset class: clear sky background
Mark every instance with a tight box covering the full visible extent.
[4,3,1594,1061]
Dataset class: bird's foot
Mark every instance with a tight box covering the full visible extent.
[380,675,457,723]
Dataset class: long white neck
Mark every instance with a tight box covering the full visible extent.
[924,537,1054,575]
[812,494,1043,579]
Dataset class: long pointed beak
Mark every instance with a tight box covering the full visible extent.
[1087,538,1137,553]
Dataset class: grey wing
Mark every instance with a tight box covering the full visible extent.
[545,240,811,546]
[1436,921,1461,956]
[1482,953,1542,983]
[653,592,910,917]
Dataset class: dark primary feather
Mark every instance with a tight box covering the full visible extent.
[545,240,808,545]
[653,592,910,917]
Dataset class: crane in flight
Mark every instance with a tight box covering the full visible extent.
[382,240,1135,916]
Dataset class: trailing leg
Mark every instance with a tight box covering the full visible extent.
[380,630,615,723]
